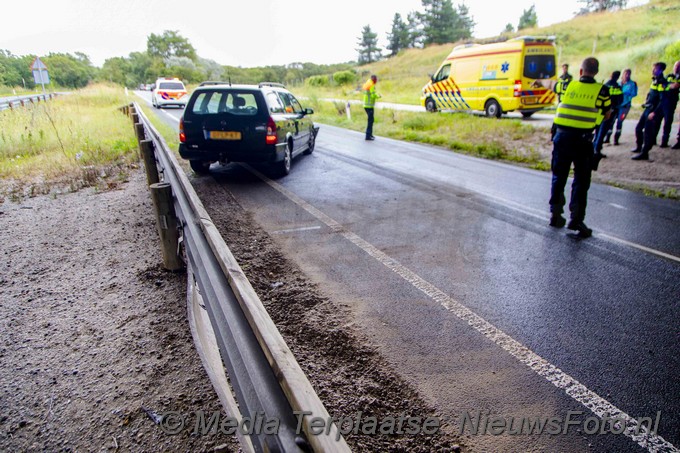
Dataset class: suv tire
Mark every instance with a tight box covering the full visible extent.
[303,130,315,155]
[276,143,292,177]
[190,160,211,175]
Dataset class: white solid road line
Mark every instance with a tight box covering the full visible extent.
[245,164,678,453]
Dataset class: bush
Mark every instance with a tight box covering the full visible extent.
[664,41,680,65]
[333,70,356,86]
[305,75,330,87]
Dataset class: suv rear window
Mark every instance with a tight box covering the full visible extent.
[189,91,259,116]
[159,82,185,90]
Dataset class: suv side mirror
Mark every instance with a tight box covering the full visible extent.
[429,74,435,82]
[303,108,314,115]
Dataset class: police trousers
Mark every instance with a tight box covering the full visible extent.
[550,129,594,222]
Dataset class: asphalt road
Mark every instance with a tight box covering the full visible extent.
[136,91,679,452]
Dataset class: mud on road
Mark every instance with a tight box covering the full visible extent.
[191,176,463,452]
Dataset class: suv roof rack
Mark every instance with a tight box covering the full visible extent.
[258,82,286,88]
[199,81,232,87]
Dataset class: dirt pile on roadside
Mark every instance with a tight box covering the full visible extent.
[0,171,237,452]
[193,179,464,452]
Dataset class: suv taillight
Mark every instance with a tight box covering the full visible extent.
[513,80,523,97]
[179,118,186,143]
[266,117,277,145]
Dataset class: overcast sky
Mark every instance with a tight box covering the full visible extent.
[0,0,648,68]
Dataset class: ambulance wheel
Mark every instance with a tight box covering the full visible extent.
[484,99,502,118]
[425,98,437,113]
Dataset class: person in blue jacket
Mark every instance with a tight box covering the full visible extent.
[607,68,637,146]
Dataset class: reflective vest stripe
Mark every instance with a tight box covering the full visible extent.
[555,113,597,123]
[558,103,598,113]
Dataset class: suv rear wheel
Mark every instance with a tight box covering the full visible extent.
[190,160,211,175]
[276,143,292,177]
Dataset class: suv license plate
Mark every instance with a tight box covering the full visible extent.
[210,131,241,140]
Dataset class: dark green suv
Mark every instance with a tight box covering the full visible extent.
[179,82,318,176]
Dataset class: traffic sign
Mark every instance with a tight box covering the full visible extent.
[31,57,48,71]
[30,57,49,92]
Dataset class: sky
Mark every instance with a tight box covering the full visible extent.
[0,0,649,68]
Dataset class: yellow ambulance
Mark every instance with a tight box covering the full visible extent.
[421,36,558,118]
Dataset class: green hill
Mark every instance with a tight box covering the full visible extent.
[294,0,680,105]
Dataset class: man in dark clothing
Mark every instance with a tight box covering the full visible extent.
[557,64,573,102]
[594,70,623,157]
[660,60,679,148]
[631,62,668,161]
[559,64,573,83]
[534,57,611,238]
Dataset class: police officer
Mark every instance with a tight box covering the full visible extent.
[557,64,573,102]
[362,75,380,141]
[660,60,679,148]
[534,57,611,238]
[594,70,623,157]
[631,62,668,160]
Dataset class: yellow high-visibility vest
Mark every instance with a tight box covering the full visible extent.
[554,81,605,129]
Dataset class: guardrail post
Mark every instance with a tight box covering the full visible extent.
[135,122,145,144]
[149,182,182,271]
[131,112,139,125]
[140,140,160,186]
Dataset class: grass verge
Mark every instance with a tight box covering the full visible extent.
[0,83,138,202]
[306,96,550,168]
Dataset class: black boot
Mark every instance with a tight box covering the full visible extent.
[567,219,592,238]
[549,214,566,228]
[631,152,649,160]
[672,142,680,150]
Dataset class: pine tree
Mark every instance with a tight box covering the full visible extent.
[419,0,474,45]
[386,13,411,56]
[406,12,423,48]
[356,25,382,64]
[517,5,538,30]
[454,4,475,41]
[503,23,515,34]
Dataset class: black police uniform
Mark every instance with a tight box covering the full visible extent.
[550,76,611,237]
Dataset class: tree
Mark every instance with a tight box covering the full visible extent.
[43,52,96,88]
[386,13,411,57]
[147,30,197,61]
[518,4,538,30]
[418,0,474,45]
[0,50,33,88]
[356,25,381,64]
[406,12,423,48]
[503,23,515,34]
[578,0,628,13]
[455,4,475,40]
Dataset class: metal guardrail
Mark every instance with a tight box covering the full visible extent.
[0,93,58,111]
[125,102,350,453]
